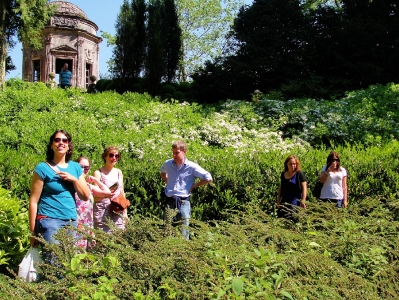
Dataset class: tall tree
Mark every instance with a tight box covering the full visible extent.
[112,0,135,79]
[0,0,53,87]
[192,0,316,101]
[306,0,399,93]
[131,0,147,78]
[162,0,181,82]
[6,55,15,74]
[301,0,342,10]
[229,0,309,94]
[176,0,242,81]
[107,0,237,82]
[146,0,164,95]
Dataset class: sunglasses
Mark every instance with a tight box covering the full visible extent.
[80,165,90,171]
[332,158,340,162]
[53,137,69,143]
[108,153,120,159]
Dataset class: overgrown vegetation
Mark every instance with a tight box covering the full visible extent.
[0,80,399,298]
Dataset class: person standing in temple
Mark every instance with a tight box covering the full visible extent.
[59,63,72,89]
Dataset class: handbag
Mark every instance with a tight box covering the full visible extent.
[18,247,42,282]
[111,193,130,212]
[312,181,323,199]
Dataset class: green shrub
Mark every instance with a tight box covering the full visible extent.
[95,79,105,91]
[163,93,173,100]
[130,83,144,93]
[96,79,112,92]
[1,81,399,222]
[176,82,191,93]
[172,91,185,101]
[162,84,176,96]
[105,80,116,91]
[0,80,398,298]
[0,188,29,275]
[1,203,398,299]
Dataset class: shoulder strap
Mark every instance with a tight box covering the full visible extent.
[45,161,60,174]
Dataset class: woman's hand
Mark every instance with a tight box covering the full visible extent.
[30,234,37,247]
[86,176,98,184]
[57,171,78,183]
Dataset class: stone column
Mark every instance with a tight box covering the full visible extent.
[77,37,84,88]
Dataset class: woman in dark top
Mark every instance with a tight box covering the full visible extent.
[277,155,307,220]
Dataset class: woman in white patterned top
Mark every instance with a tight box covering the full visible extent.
[319,151,348,208]
[93,146,128,232]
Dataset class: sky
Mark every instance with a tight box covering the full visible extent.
[7,0,124,80]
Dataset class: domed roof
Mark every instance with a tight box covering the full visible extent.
[50,1,88,19]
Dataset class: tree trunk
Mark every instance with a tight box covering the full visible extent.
[0,0,7,89]
[178,42,187,82]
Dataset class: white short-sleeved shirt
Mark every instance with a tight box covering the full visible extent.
[320,166,347,200]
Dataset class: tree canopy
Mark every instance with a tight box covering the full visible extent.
[0,0,53,87]
[192,0,399,102]
[176,0,242,81]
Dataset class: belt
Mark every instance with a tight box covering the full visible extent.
[36,214,47,220]
[166,196,189,201]
[166,195,190,211]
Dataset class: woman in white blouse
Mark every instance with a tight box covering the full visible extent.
[319,151,348,208]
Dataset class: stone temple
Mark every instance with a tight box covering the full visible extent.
[22,1,102,88]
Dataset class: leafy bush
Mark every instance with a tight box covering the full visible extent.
[130,83,144,93]
[96,79,112,92]
[1,80,399,221]
[1,79,399,297]
[176,82,191,93]
[162,84,176,96]
[105,80,116,91]
[0,188,29,274]
[172,91,185,101]
[1,201,398,299]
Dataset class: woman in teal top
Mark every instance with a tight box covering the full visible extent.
[29,130,90,247]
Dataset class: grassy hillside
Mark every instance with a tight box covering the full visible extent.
[0,79,398,299]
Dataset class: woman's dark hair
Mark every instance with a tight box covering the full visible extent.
[46,130,74,162]
[326,151,341,169]
[284,155,301,172]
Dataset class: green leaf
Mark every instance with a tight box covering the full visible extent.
[279,290,294,300]
[70,257,80,271]
[217,289,226,299]
[232,277,243,296]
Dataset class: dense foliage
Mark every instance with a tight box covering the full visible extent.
[0,0,53,86]
[192,0,399,101]
[0,80,399,298]
[1,201,399,299]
